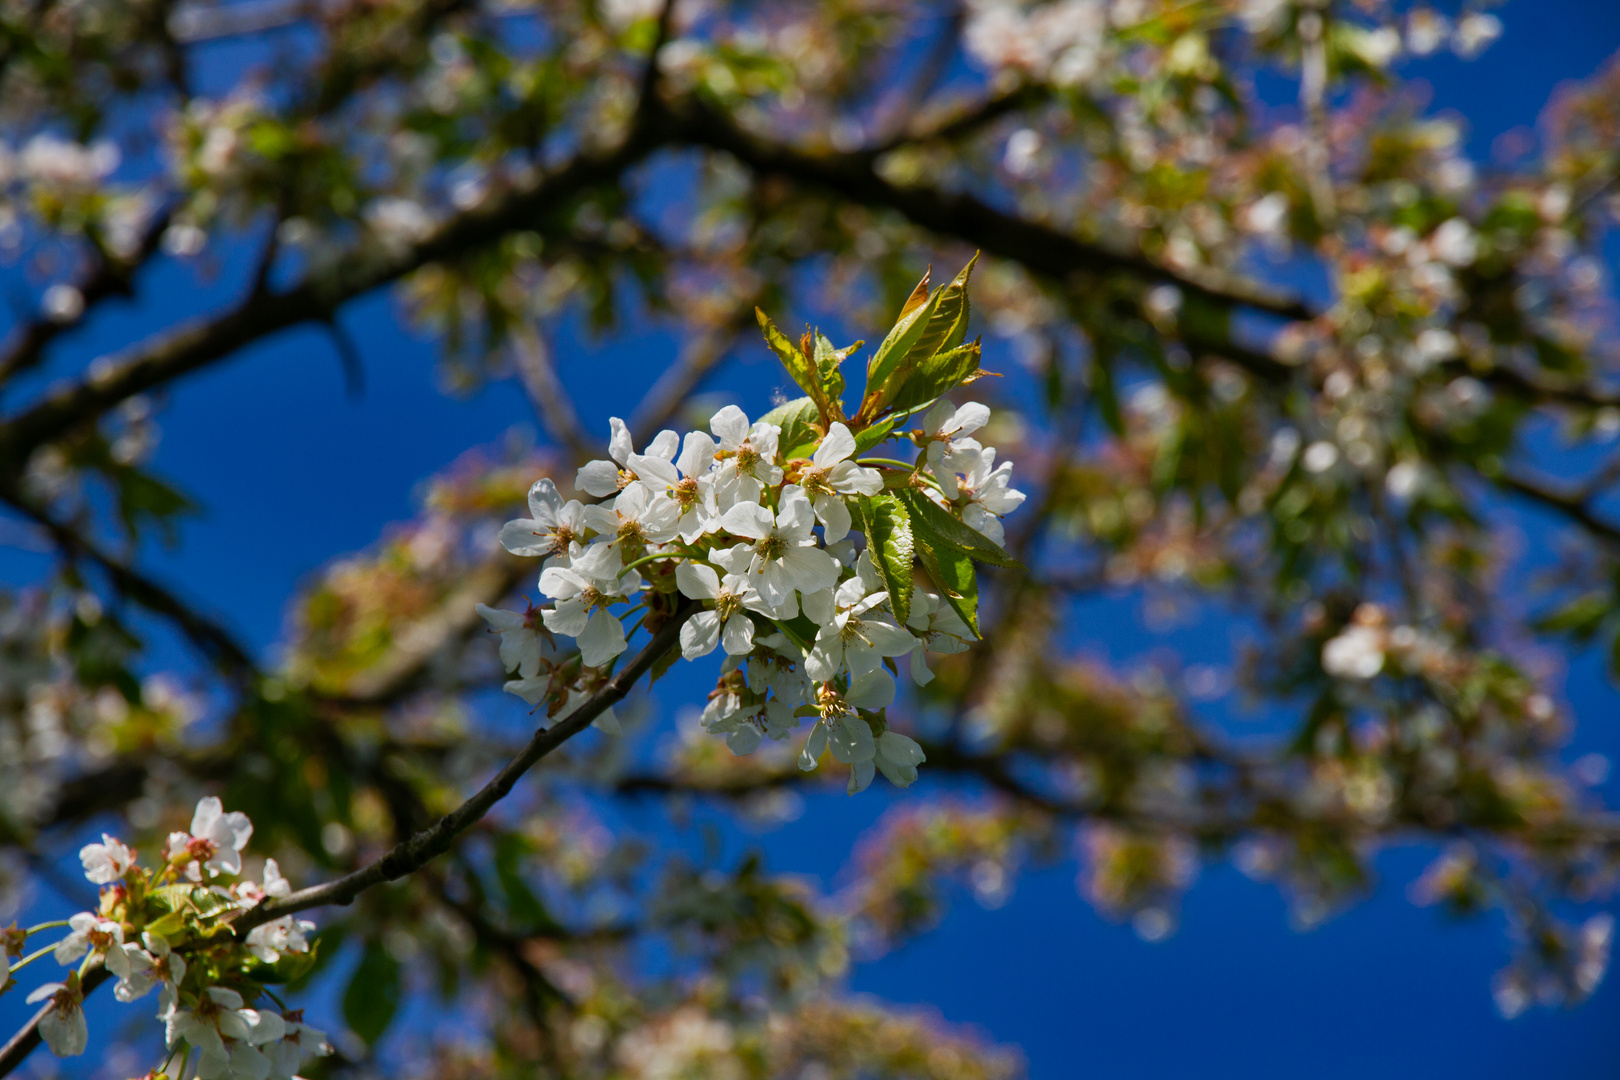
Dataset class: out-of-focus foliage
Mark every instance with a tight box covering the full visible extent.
[1,0,1618,1072]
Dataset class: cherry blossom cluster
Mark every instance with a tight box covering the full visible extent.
[0,798,330,1076]
[479,399,1023,794]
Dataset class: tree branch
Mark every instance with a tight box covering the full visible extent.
[1498,468,1620,546]
[1,490,258,678]
[233,602,695,933]
[0,207,173,391]
[0,130,668,470]
[0,605,693,1078]
[664,95,1313,323]
[510,322,599,461]
[0,967,111,1076]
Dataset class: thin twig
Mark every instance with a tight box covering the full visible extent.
[0,605,693,1079]
[510,322,598,461]
[234,602,695,932]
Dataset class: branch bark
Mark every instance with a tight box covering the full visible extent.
[663,95,1314,323]
[0,129,667,469]
[233,601,694,933]
[0,603,693,1079]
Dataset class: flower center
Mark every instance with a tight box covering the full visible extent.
[839,614,871,647]
[816,683,851,720]
[674,476,700,509]
[715,591,742,622]
[798,464,833,495]
[735,443,761,472]
[755,534,785,561]
[187,836,217,863]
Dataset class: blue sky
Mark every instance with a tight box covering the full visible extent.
[5,3,1620,1077]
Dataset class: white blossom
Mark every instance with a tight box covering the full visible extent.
[266,1011,333,1079]
[538,544,639,666]
[799,670,896,785]
[710,405,783,505]
[804,559,918,683]
[905,591,974,684]
[676,562,761,659]
[169,796,254,879]
[80,833,136,884]
[792,422,883,542]
[873,730,927,788]
[476,603,547,678]
[244,861,315,963]
[54,912,121,966]
[1322,625,1385,680]
[577,419,678,497]
[166,986,260,1061]
[581,480,681,549]
[497,478,587,560]
[719,486,838,611]
[27,981,87,1056]
[480,393,1021,795]
[956,448,1026,547]
[629,430,722,542]
[920,400,990,498]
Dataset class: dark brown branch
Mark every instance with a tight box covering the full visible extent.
[233,602,695,933]
[1498,468,1620,546]
[0,967,111,1076]
[0,129,668,470]
[664,95,1313,323]
[2,491,257,677]
[0,208,173,391]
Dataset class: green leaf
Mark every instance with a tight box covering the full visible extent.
[857,494,915,627]
[916,535,979,638]
[243,937,322,985]
[861,255,979,420]
[908,253,977,364]
[756,309,826,414]
[344,941,402,1045]
[895,488,1024,570]
[813,331,860,407]
[494,834,561,931]
[863,273,945,412]
[1531,592,1611,641]
[852,416,898,455]
[759,396,821,459]
[885,339,983,416]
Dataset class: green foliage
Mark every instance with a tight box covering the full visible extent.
[343,940,403,1045]
[856,495,916,627]
[917,537,980,638]
[859,255,980,424]
[896,488,1022,571]
[758,396,822,460]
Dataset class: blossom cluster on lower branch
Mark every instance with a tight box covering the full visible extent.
[478,397,1023,795]
[0,797,330,1077]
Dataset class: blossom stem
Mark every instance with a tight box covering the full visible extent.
[6,942,58,974]
[856,457,918,471]
[770,618,814,654]
[21,921,68,935]
[617,551,680,578]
